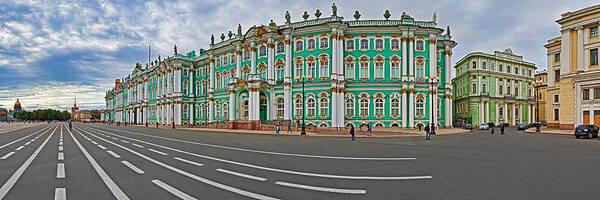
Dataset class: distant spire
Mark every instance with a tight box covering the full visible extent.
[74,96,77,107]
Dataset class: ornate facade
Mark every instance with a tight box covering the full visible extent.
[104,5,456,129]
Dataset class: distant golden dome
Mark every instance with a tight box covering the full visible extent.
[15,99,21,106]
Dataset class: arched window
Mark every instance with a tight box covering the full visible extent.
[276,64,285,81]
[499,85,503,96]
[416,98,424,116]
[374,57,384,79]
[345,58,355,80]
[391,98,400,116]
[182,80,188,95]
[320,37,328,49]
[215,103,221,119]
[415,39,425,52]
[307,39,316,50]
[307,58,316,78]
[183,104,189,119]
[472,83,477,94]
[307,98,316,116]
[196,105,201,120]
[295,98,303,116]
[183,69,188,77]
[277,42,284,54]
[242,66,250,80]
[244,49,250,61]
[230,54,236,64]
[276,98,284,118]
[258,65,267,80]
[201,80,206,94]
[320,98,329,116]
[215,75,221,91]
[259,45,267,57]
[515,87,519,96]
[359,59,369,79]
[528,89,532,97]
[359,98,369,116]
[416,57,425,79]
[295,40,303,51]
[295,59,303,79]
[360,39,369,50]
[507,86,511,95]
[346,40,354,51]
[482,83,487,93]
[499,107,504,120]
[319,57,328,78]
[345,98,354,116]
[216,58,221,67]
[391,39,399,50]
[375,39,384,50]
[222,103,228,119]
[391,58,400,79]
[375,98,384,116]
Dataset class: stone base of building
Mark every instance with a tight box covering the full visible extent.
[547,123,574,130]
[227,120,261,130]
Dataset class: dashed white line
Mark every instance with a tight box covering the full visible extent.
[59,142,63,146]
[24,142,31,146]
[98,145,107,150]
[0,125,56,199]
[54,188,66,200]
[68,128,130,200]
[121,140,130,143]
[15,146,24,151]
[148,148,168,155]
[107,151,121,158]
[91,141,98,145]
[58,152,64,161]
[56,163,66,179]
[275,181,367,194]
[174,157,204,167]
[131,143,144,148]
[121,161,144,174]
[0,125,49,150]
[216,169,267,181]
[58,146,63,151]
[152,179,197,200]
[0,152,15,160]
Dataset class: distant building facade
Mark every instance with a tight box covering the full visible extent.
[0,108,7,121]
[534,71,548,123]
[452,49,537,126]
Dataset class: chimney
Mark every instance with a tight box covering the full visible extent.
[115,79,122,87]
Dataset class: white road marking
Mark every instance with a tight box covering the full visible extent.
[0,152,15,160]
[148,148,168,155]
[121,161,144,174]
[275,181,367,194]
[58,152,64,161]
[90,125,414,161]
[54,188,66,200]
[56,163,66,179]
[83,126,431,180]
[216,169,267,181]
[107,151,121,158]
[58,146,63,151]
[0,125,49,150]
[131,143,144,148]
[15,146,24,151]
[174,157,204,167]
[0,125,56,199]
[98,145,107,150]
[79,128,279,200]
[59,138,63,142]
[30,139,35,142]
[24,142,31,146]
[68,128,130,200]
[121,140,130,143]
[91,141,98,145]
[59,142,63,146]
[152,179,198,200]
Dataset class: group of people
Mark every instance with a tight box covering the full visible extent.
[490,124,506,135]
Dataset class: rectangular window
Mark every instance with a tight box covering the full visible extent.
[554,70,560,82]
[482,62,486,69]
[346,62,355,79]
[554,108,559,121]
[554,53,560,62]
[346,40,354,51]
[507,66,511,73]
[584,89,590,100]
[522,68,525,75]
[591,48,598,66]
[595,88,600,99]
[554,94,559,103]
[491,63,495,71]
[472,61,476,69]
[499,64,503,72]
[591,27,598,38]
[528,70,532,77]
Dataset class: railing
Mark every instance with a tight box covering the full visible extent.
[283,16,343,29]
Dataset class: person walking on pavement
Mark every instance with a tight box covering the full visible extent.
[500,124,505,135]
[491,126,495,134]
[287,123,292,134]
[424,123,431,140]
[367,123,372,134]
[275,123,280,136]
[350,125,355,142]
[418,123,422,132]
[68,121,72,131]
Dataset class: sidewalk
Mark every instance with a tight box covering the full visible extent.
[524,127,572,135]
[177,127,470,138]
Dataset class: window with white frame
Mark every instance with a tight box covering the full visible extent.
[231,54,236,64]
[244,49,250,61]
[276,98,284,118]
[472,83,477,94]
[258,66,267,80]
[223,56,228,66]
[346,59,355,80]
[201,81,206,94]
[415,39,425,52]
[345,98,354,116]
[391,59,400,79]
[437,51,441,62]
[307,39,316,50]
[295,40,303,51]
[320,97,329,116]
[259,45,266,57]
[415,58,425,79]
[359,60,369,79]
[295,59,303,79]
[416,97,424,116]
[183,69,188,77]
[320,37,328,49]
[359,98,369,116]
[183,80,188,95]
[375,59,384,79]
[307,98,316,116]
[276,65,284,81]
[242,66,250,80]
[307,59,316,78]
[242,99,249,119]
[346,40,354,51]
[215,104,221,119]
[277,42,284,54]
[195,81,200,95]
[295,98,303,115]
[319,57,328,78]
[391,39,399,50]
[360,39,369,50]
[375,98,384,116]
[183,104,189,119]
[223,103,228,119]
[391,98,400,116]
[375,39,384,50]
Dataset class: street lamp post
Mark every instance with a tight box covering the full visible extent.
[297,75,312,135]
[426,76,440,134]
[534,81,541,132]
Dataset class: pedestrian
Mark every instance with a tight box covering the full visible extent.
[275,123,280,136]
[418,123,422,132]
[350,125,355,142]
[500,124,505,135]
[491,127,495,134]
[367,123,372,133]
[287,123,292,134]
[296,120,300,128]
[424,123,431,140]
[359,125,363,133]
[68,121,72,131]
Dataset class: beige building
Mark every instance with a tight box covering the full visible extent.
[534,71,547,123]
[544,4,600,129]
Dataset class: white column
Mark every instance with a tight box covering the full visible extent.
[331,29,337,80]
[337,30,345,81]
[577,26,584,72]
[402,35,407,81]
[409,90,414,127]
[249,89,259,121]
[504,103,508,124]
[250,43,257,74]
[267,39,274,84]
[445,49,452,88]
[284,35,292,121]
[236,46,242,78]
[560,28,571,75]
[331,86,338,128]
[512,104,516,125]
[429,35,436,77]
[229,91,235,121]
[190,103,194,125]
[445,96,451,127]
[479,101,484,124]
[175,103,181,125]
[496,104,500,125]
[486,101,490,123]
[402,90,407,127]
[337,87,345,127]
[209,57,215,123]
[189,69,194,98]
[584,27,590,72]
[408,36,414,81]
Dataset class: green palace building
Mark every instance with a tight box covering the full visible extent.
[452,49,537,127]
[104,4,457,129]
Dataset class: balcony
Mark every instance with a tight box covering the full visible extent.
[503,95,515,99]
[479,92,489,97]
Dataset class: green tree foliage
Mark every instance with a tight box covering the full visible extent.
[13,109,71,121]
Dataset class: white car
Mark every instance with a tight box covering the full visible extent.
[479,124,489,130]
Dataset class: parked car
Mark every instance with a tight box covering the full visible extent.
[464,124,473,130]
[540,122,548,126]
[503,123,509,127]
[487,122,495,128]
[479,124,489,130]
[517,124,528,130]
[574,124,599,139]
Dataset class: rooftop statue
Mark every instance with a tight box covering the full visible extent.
[211,34,214,45]
[221,33,225,41]
[384,10,391,20]
[303,11,309,21]
[332,3,337,16]
[228,31,233,39]
[433,12,437,23]
[315,9,322,19]
[354,10,361,20]
[237,24,242,36]
[174,45,178,55]
[285,11,291,24]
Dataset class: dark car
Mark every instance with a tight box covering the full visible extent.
[464,124,473,130]
[574,125,599,139]
[517,124,528,130]
[487,122,495,128]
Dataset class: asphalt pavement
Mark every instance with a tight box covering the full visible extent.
[0,123,598,199]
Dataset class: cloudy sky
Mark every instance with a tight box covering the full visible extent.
[0,0,596,111]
